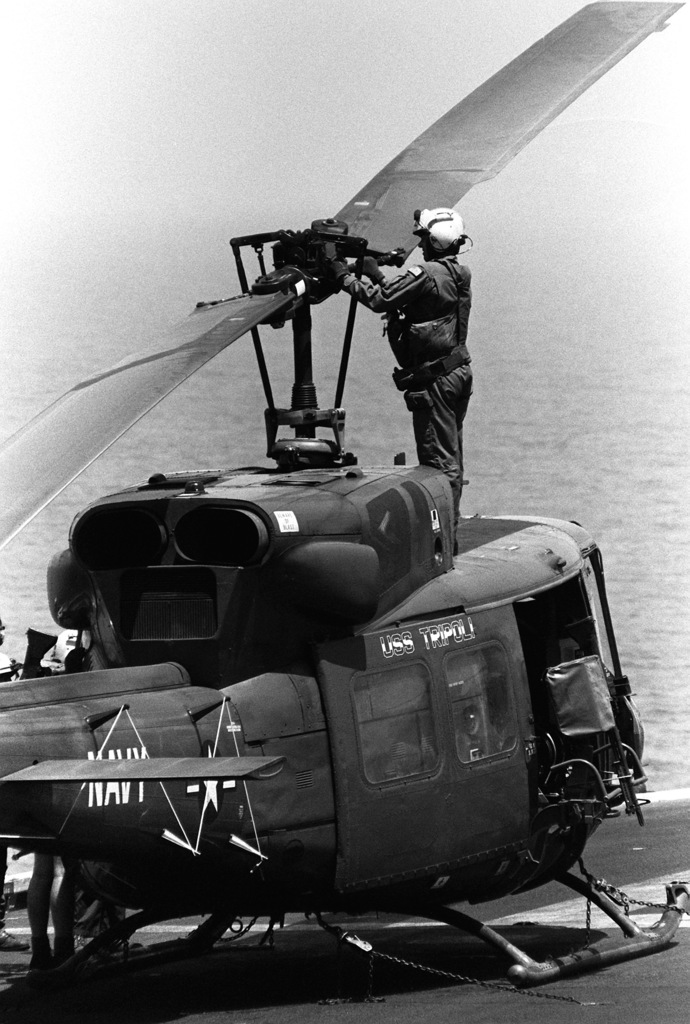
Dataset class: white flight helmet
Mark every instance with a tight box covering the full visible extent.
[413,207,466,253]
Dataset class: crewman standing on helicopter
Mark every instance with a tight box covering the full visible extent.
[330,208,472,534]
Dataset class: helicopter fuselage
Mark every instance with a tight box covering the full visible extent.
[0,464,643,920]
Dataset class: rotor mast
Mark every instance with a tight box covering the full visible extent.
[291,301,316,432]
[231,220,365,469]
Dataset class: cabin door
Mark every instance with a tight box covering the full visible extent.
[316,609,532,895]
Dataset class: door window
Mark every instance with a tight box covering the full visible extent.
[445,644,517,762]
[353,664,438,783]
[582,556,616,673]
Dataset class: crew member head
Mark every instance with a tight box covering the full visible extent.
[413,207,467,260]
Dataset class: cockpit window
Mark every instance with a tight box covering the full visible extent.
[353,664,438,784]
[445,644,517,763]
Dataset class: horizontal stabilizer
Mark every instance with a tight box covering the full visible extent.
[0,755,285,784]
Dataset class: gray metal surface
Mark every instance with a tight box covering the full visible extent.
[336,2,682,254]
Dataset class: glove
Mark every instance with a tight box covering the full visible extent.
[327,259,355,292]
[328,259,351,283]
[361,255,384,282]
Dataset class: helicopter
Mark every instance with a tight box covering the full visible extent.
[0,0,686,992]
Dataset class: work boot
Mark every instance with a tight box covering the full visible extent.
[29,936,52,970]
[0,929,29,951]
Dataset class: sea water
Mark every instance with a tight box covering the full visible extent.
[1,220,688,789]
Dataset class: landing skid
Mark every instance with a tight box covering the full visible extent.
[398,876,688,987]
[27,876,688,992]
[26,904,242,990]
[508,876,689,986]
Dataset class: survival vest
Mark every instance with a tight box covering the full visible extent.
[387,258,472,388]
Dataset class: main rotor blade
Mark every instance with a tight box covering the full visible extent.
[0,291,292,551]
[336,2,682,255]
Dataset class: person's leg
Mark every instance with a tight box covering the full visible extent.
[452,366,473,512]
[0,846,8,931]
[52,859,76,964]
[413,367,472,533]
[0,847,29,951]
[27,854,55,968]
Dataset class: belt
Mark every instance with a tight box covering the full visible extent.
[392,347,470,392]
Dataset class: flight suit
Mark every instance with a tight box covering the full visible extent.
[340,257,472,528]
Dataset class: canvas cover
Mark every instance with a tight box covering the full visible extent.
[546,655,615,737]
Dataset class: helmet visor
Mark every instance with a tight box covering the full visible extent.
[412,209,428,238]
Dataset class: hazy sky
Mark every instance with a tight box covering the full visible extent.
[0,0,687,509]
[2,0,688,251]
